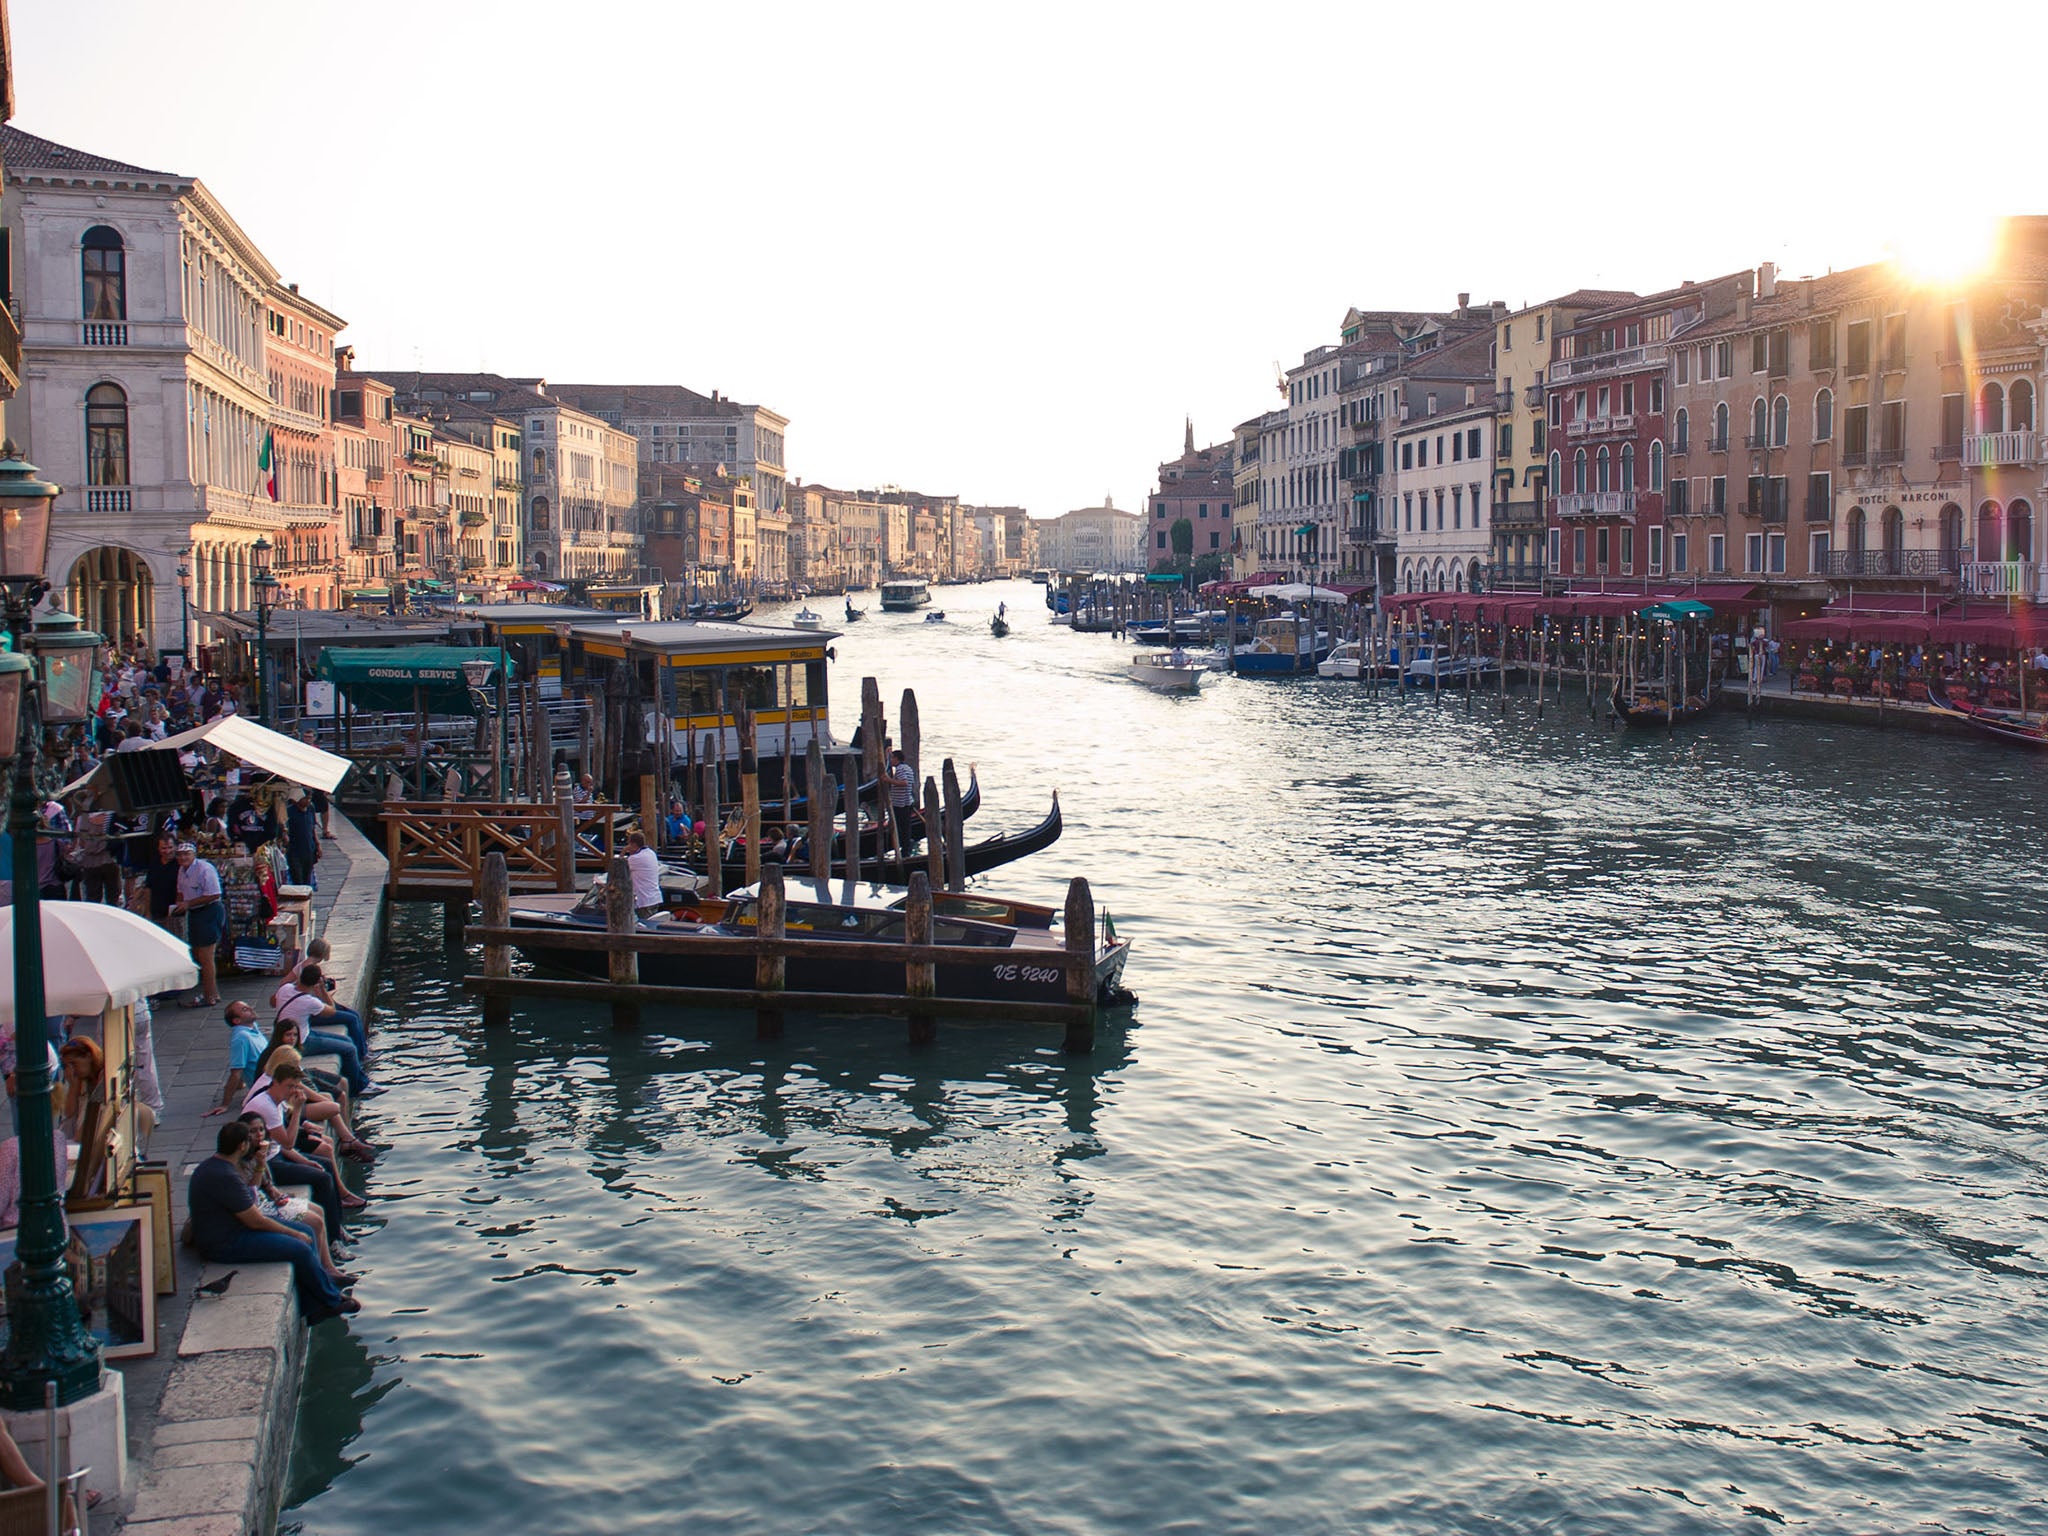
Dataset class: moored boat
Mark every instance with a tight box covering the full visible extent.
[1232,617,1333,676]
[1926,681,2048,748]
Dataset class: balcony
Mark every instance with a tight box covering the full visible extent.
[80,321,128,346]
[0,301,18,393]
[1524,384,1544,408]
[1933,442,1963,463]
[1566,413,1635,441]
[84,487,131,513]
[1494,500,1545,527]
[495,474,522,491]
[1745,433,1772,451]
[1961,559,2038,596]
[364,464,386,484]
[1546,344,1668,383]
[1707,435,1730,454]
[1964,430,2038,466]
[1827,548,1960,579]
[1872,447,1906,466]
[1554,491,1637,518]
[1841,448,1868,466]
[351,531,395,553]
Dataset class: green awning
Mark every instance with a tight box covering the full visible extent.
[1639,599,1716,622]
[1144,572,1184,584]
[315,645,511,714]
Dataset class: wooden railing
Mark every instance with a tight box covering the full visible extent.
[382,799,623,895]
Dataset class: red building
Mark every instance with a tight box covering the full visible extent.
[1148,421,1235,573]
[1545,275,1751,584]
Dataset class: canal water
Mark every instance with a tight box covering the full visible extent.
[284,581,2048,1534]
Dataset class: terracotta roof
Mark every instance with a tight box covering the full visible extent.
[0,125,178,181]
[550,383,751,419]
[1537,288,1640,312]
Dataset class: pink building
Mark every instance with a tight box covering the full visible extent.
[1148,421,1235,572]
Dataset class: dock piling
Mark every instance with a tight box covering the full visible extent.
[480,851,511,1028]
[606,854,641,1030]
[554,766,576,892]
[700,756,724,901]
[737,699,762,887]
[923,776,945,890]
[756,862,786,1041]
[1063,877,1097,1054]
[905,871,936,1046]
[942,759,966,892]
[806,738,832,881]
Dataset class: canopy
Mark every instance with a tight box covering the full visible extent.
[1640,599,1716,621]
[0,902,198,1025]
[57,713,354,799]
[1143,572,1185,585]
[315,645,510,714]
[1266,582,1364,604]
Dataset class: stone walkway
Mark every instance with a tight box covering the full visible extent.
[106,817,387,1535]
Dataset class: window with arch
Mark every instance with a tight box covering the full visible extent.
[1979,501,2000,560]
[1712,402,1729,450]
[1597,445,1611,494]
[1621,443,1635,492]
[1882,505,1904,563]
[1573,448,1587,493]
[532,448,548,476]
[1401,561,1413,592]
[1674,407,1689,452]
[1469,558,1483,592]
[2010,499,2034,562]
[1452,563,1465,593]
[1848,506,1868,556]
[531,496,551,531]
[1750,397,1768,446]
[1939,503,1964,565]
[1813,388,1833,442]
[1649,440,1665,492]
[1771,395,1789,446]
[1549,449,1562,495]
[1435,560,1448,591]
[2013,379,2036,432]
[1979,382,2005,434]
[85,383,129,485]
[81,226,126,321]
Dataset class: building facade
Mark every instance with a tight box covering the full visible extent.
[548,383,789,516]
[1392,395,1495,594]
[1036,499,1142,573]
[1147,422,1234,572]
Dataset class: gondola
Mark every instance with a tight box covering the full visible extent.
[690,790,1060,888]
[1611,681,1713,728]
[761,768,979,830]
[990,614,1010,638]
[1926,681,2048,749]
[843,601,865,622]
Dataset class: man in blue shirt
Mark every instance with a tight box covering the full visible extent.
[188,1121,355,1323]
[206,1001,268,1117]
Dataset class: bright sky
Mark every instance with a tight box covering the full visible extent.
[14,1,2044,520]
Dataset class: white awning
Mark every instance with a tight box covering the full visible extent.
[59,714,351,798]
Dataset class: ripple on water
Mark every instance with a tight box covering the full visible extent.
[287,586,2048,1535]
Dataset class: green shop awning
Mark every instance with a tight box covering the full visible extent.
[316,645,512,714]
[1639,599,1716,622]
[1144,572,1184,584]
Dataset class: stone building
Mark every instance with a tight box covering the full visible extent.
[548,382,789,517]
[1147,421,1234,572]
[1036,499,1142,573]
[1392,391,1496,595]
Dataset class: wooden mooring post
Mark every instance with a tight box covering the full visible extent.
[480,850,511,1028]
[607,853,640,1030]
[923,776,945,890]
[1063,876,1098,1054]
[737,699,762,887]
[842,750,863,886]
[699,754,724,902]
[905,871,936,1045]
[806,737,832,882]
[756,862,785,1041]
[554,766,576,892]
[941,758,966,892]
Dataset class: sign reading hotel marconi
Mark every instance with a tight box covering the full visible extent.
[1834,483,1966,515]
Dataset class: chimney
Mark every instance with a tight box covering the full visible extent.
[1457,292,1471,310]
[1757,262,1777,299]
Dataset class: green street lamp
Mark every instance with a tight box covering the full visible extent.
[251,536,281,726]
[0,444,106,1410]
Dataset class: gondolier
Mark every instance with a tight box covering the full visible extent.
[887,750,917,846]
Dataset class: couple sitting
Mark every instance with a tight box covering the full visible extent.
[189,1118,361,1323]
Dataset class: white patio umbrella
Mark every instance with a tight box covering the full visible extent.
[0,902,200,1025]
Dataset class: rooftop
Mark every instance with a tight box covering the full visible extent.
[0,124,178,182]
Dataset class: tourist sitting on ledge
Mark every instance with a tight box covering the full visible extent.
[235,1110,358,1290]
[189,1120,358,1323]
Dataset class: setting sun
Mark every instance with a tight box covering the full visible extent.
[1888,215,2004,285]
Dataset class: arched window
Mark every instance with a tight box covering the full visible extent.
[1596,445,1611,494]
[2013,379,2036,432]
[1452,563,1465,593]
[1621,443,1636,493]
[86,383,129,485]
[1882,506,1904,569]
[1814,388,1833,442]
[1468,558,1483,592]
[531,496,551,531]
[532,448,548,476]
[1939,504,1964,567]
[1400,560,1413,592]
[1771,394,1789,446]
[1649,440,1665,492]
[1750,397,1768,446]
[1849,506,1868,557]
[1673,407,1689,452]
[1980,382,2005,434]
[1572,449,1586,493]
[81,226,126,321]
[1713,402,1729,450]
[1548,449,1562,495]
[1435,559,1448,592]
[2009,499,2033,562]
[1978,501,2000,562]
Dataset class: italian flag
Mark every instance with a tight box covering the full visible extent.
[258,431,279,501]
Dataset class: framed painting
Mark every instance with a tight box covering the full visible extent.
[0,1205,157,1360]
[130,1163,176,1296]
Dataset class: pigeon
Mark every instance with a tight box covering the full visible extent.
[193,1270,238,1299]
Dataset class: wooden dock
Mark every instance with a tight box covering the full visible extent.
[464,853,1105,1052]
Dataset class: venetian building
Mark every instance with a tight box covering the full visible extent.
[3,126,337,655]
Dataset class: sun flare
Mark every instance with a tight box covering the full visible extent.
[1888,216,2002,286]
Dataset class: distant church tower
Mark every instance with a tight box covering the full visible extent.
[1184,417,1195,456]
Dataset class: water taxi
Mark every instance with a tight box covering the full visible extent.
[1232,617,1333,676]
[1127,653,1202,693]
[880,578,932,611]
[791,607,826,630]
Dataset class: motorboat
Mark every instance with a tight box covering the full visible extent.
[1318,641,1365,680]
[1231,617,1333,677]
[791,606,826,630]
[1404,650,1499,688]
[1127,653,1202,693]
[924,610,948,624]
[881,578,932,611]
[505,873,1129,1008]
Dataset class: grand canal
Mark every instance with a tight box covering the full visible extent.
[284,581,2048,1534]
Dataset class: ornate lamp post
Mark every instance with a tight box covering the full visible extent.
[176,554,192,666]
[0,445,107,1409]
[251,536,280,726]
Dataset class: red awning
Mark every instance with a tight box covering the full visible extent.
[1782,593,1945,645]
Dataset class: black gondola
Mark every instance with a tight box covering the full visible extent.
[990,615,1010,638]
[761,769,979,829]
[686,791,1058,888]
[1927,681,2048,749]
[1611,681,1712,728]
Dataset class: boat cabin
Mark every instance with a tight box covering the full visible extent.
[879,578,932,610]
[581,582,666,620]
[1251,617,1316,655]
[564,619,839,770]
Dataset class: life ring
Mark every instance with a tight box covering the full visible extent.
[675,908,701,923]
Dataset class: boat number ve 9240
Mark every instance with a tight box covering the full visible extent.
[992,963,1064,985]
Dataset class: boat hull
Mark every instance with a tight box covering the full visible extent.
[1128,660,1201,692]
